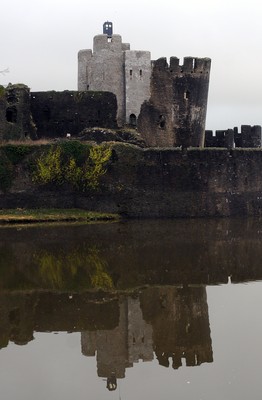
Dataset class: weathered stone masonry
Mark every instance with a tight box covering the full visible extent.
[78,25,211,149]
[2,144,262,218]
[0,84,37,141]
[0,84,118,140]
[138,57,211,148]
[205,125,262,148]
[78,32,151,127]
[30,90,117,138]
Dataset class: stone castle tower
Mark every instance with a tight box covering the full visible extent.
[78,23,211,148]
[137,56,211,148]
[78,22,151,127]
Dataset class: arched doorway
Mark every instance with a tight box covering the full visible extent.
[129,113,137,127]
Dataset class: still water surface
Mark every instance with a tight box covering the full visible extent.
[0,218,262,399]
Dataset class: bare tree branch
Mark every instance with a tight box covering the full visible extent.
[0,68,9,75]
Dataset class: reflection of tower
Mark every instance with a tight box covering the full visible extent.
[127,297,153,364]
[0,293,37,349]
[81,296,153,387]
[140,286,213,369]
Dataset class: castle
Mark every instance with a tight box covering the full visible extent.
[78,22,211,148]
[0,22,261,149]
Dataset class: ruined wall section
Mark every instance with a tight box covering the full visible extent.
[30,90,117,138]
[78,34,129,126]
[137,57,211,148]
[0,84,37,141]
[124,51,151,125]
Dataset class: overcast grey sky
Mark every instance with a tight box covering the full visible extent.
[1,0,262,130]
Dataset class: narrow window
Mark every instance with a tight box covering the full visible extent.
[129,69,132,78]
[184,90,190,100]
[139,69,142,77]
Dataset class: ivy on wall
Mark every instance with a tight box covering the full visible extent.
[0,141,112,193]
[32,141,112,190]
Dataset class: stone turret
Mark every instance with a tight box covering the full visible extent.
[137,57,211,148]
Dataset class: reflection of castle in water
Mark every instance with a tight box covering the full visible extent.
[81,296,154,380]
[0,285,212,388]
[81,286,213,387]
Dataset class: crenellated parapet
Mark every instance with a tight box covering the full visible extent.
[205,125,262,148]
[153,56,211,76]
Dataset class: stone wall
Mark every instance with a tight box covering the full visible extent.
[0,86,118,140]
[205,125,262,148]
[30,90,117,138]
[137,57,211,148]
[2,144,262,218]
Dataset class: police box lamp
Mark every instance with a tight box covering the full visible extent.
[103,21,113,38]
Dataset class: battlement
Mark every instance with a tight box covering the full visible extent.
[205,125,262,148]
[153,56,211,76]
[157,348,213,369]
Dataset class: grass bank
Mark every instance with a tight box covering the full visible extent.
[0,209,120,224]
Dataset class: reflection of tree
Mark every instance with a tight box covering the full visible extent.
[88,248,113,290]
[36,246,113,290]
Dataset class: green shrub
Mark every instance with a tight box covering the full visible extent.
[64,157,82,189]
[32,143,112,190]
[81,145,112,189]
[33,146,63,185]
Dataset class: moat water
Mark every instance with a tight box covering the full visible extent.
[0,218,262,399]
